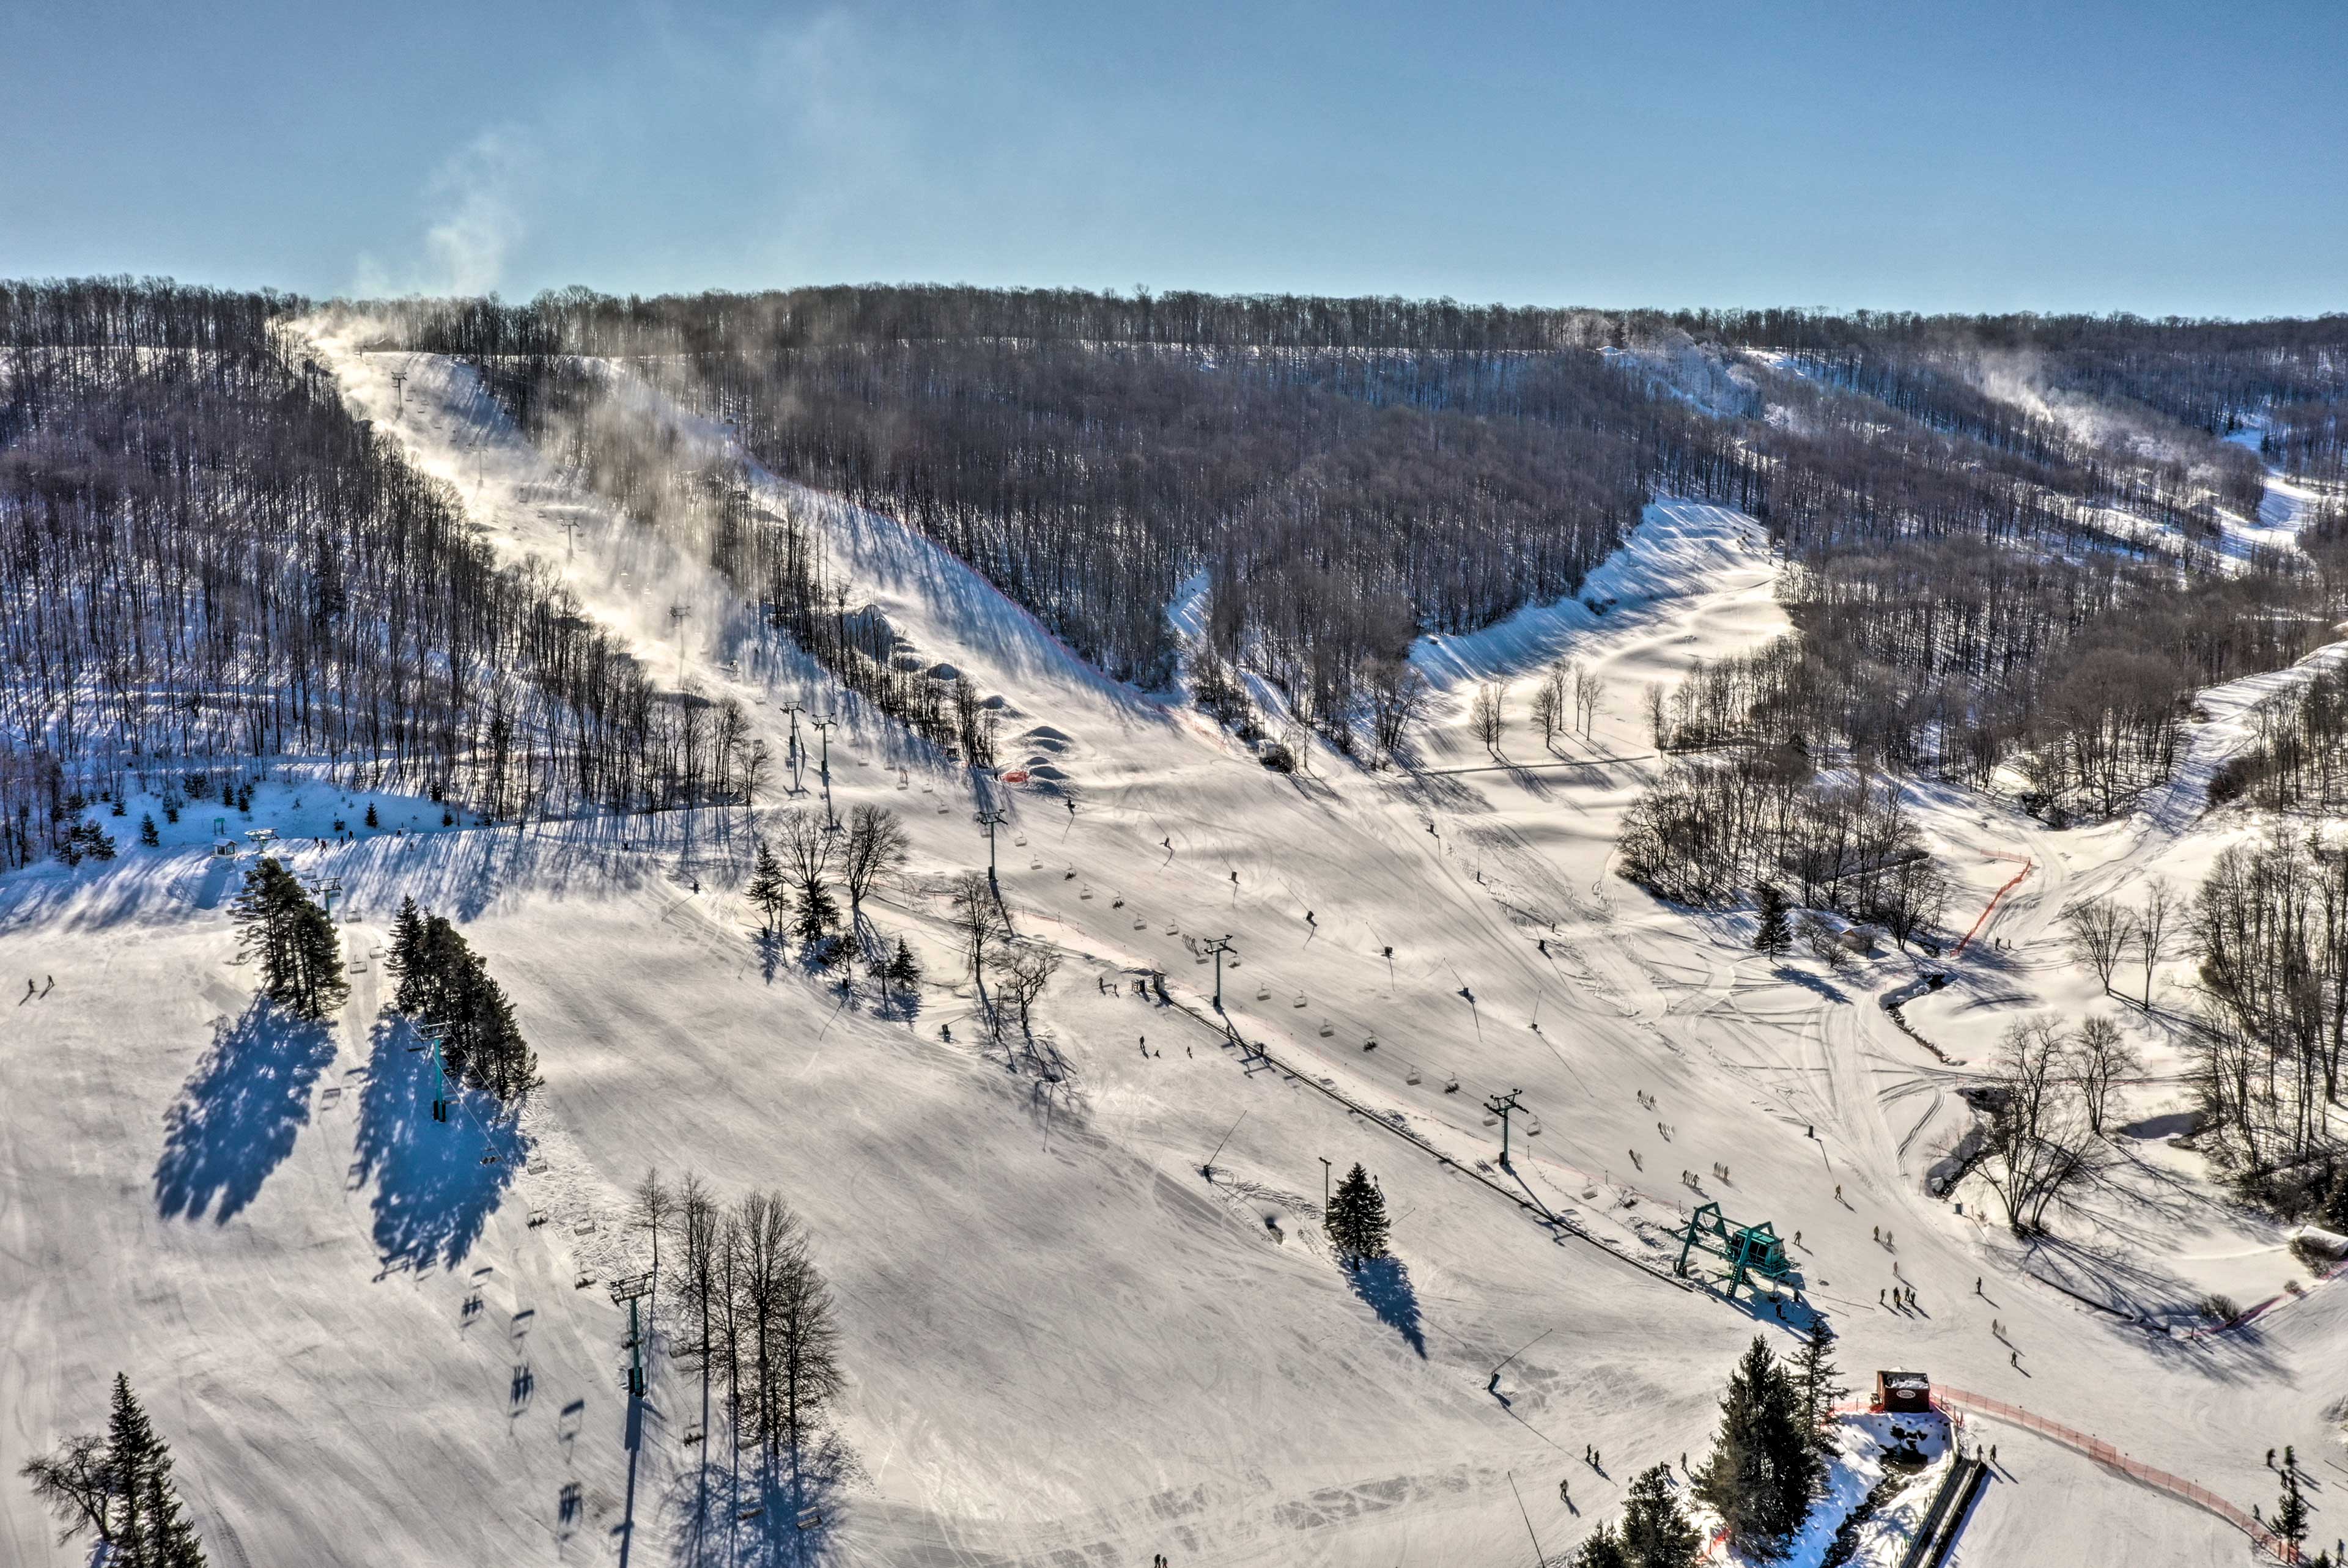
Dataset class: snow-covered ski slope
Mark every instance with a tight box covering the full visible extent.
[2,333,2338,1568]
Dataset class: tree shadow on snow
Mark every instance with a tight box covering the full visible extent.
[664,1435,861,1568]
[1349,1257,1427,1357]
[1770,964,1849,1006]
[153,1002,339,1224]
[351,1016,525,1274]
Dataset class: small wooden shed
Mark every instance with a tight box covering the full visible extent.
[1874,1370,1931,1413]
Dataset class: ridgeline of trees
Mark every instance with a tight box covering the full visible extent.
[0,278,753,872]
[364,288,2347,784]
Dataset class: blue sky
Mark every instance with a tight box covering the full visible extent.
[5,0,2342,314]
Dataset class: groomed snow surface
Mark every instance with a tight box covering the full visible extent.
[2,340,2341,1567]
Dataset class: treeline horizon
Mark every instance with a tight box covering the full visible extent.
[6,274,2346,874]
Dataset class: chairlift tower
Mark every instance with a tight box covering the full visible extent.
[305,875,343,918]
[810,713,839,825]
[557,515,583,561]
[608,1272,655,1398]
[1203,936,1238,1012]
[1485,1088,1524,1168]
[413,1020,452,1123]
[389,369,407,419]
[976,808,1007,894]
[779,703,807,793]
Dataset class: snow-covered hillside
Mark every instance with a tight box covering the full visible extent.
[2,334,2340,1568]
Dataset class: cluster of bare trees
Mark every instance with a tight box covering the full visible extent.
[636,1170,849,1539]
[2210,657,2348,812]
[747,804,920,998]
[1658,543,2325,817]
[1617,749,1949,948]
[0,280,753,869]
[1976,1015,2138,1234]
[2060,884,2181,1009]
[1527,658,1604,748]
[2187,835,2348,1211]
[943,871,1060,1046]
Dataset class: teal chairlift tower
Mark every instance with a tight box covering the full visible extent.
[1672,1201,1800,1302]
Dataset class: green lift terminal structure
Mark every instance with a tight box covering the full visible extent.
[1671,1201,1801,1301]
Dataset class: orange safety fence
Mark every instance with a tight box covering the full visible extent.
[1930,1386,2297,1562]
[1952,853,2032,955]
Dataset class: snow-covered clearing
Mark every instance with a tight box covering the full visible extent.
[2,340,2339,1567]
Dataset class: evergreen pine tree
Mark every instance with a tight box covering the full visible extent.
[1790,1320,1848,1456]
[1569,1522,1632,1568]
[107,1375,153,1567]
[1326,1164,1389,1265]
[1619,1463,1699,1568]
[1694,1337,1822,1561]
[388,896,426,1009]
[747,842,790,933]
[139,813,160,847]
[229,858,346,1020]
[2275,1470,2310,1550]
[364,803,378,828]
[385,902,534,1099]
[104,1374,204,1566]
[886,936,923,998]
[792,880,841,949]
[1752,884,1792,957]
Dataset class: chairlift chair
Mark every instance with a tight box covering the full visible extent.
[1318,1019,1334,1037]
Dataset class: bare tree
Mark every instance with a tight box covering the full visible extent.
[670,1172,721,1445]
[1366,660,1431,760]
[632,1165,674,1280]
[2072,1014,2138,1135]
[1532,663,1567,749]
[735,1192,796,1480]
[773,806,839,947]
[1574,664,1606,737]
[1979,1017,2100,1234]
[990,940,1063,1041]
[731,1191,846,1500]
[740,737,772,803]
[774,1215,847,1501]
[2062,897,2136,996]
[18,1432,113,1547]
[948,870,1011,1006]
[1470,682,1505,751]
[839,803,910,938]
[2136,877,2177,1008]
[1643,682,1669,748]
